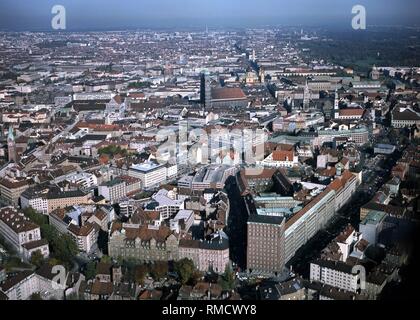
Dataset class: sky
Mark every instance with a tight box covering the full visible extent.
[0,0,419,31]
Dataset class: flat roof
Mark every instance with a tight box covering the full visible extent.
[130,162,165,173]
[360,210,387,226]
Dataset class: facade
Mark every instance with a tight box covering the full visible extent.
[47,190,91,213]
[0,265,65,300]
[246,215,285,274]
[257,150,299,168]
[150,189,185,220]
[129,163,167,189]
[310,259,360,293]
[391,106,420,128]
[359,210,386,245]
[50,208,98,253]
[335,108,365,120]
[178,235,230,273]
[108,222,179,262]
[68,223,98,253]
[20,186,91,215]
[285,189,336,263]
[316,126,369,147]
[284,171,357,263]
[0,178,31,207]
[98,179,127,204]
[119,175,142,195]
[0,207,49,259]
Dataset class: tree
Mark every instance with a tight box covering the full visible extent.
[219,264,236,291]
[174,258,195,285]
[135,264,149,285]
[29,293,43,300]
[23,207,48,226]
[150,261,168,280]
[85,261,97,280]
[53,234,78,268]
[30,250,45,268]
[100,255,112,264]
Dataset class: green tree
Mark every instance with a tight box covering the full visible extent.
[85,261,97,280]
[100,255,112,264]
[174,258,195,285]
[23,207,48,226]
[219,264,235,291]
[30,250,45,268]
[98,145,128,157]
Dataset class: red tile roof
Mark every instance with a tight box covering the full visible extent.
[211,87,247,101]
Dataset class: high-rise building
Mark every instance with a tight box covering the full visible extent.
[247,214,285,274]
[200,72,211,109]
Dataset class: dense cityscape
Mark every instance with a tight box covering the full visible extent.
[0,23,419,302]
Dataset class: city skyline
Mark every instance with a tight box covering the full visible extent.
[0,0,419,31]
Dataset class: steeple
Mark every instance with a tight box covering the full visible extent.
[7,126,15,142]
[303,78,310,110]
[7,126,17,163]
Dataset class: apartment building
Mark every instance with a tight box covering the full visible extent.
[0,265,66,300]
[68,223,98,253]
[178,235,230,274]
[0,178,31,207]
[50,208,99,253]
[149,189,184,220]
[118,175,142,195]
[310,259,361,293]
[129,162,167,189]
[0,207,49,259]
[98,179,126,204]
[20,186,91,215]
[284,170,357,263]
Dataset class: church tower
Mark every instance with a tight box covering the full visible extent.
[7,126,17,163]
[259,67,265,83]
[303,78,310,110]
[370,65,380,80]
[334,89,340,119]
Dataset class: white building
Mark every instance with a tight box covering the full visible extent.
[129,162,167,189]
[257,146,299,169]
[359,211,386,246]
[0,207,49,259]
[149,189,185,220]
[98,179,127,204]
[0,265,66,300]
[391,106,420,128]
[310,259,360,293]
[284,171,357,263]
[170,209,194,233]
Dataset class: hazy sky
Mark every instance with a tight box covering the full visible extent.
[0,0,419,31]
